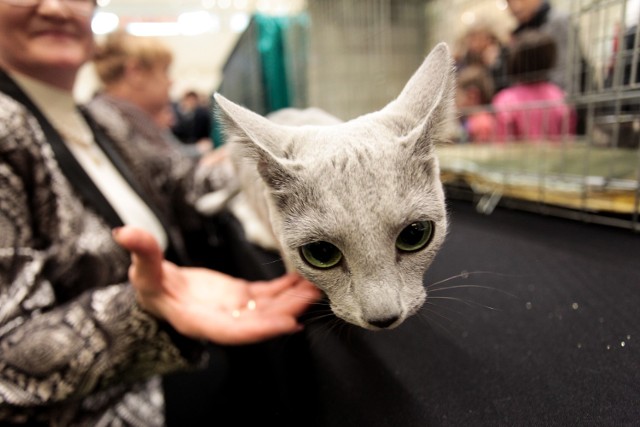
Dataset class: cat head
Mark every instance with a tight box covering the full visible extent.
[215,43,455,330]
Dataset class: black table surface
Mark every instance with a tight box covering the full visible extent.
[165,199,640,427]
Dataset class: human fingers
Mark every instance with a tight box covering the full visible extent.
[252,278,321,319]
[112,226,164,292]
[223,280,322,344]
[249,273,313,298]
[112,226,162,255]
[202,312,303,345]
[248,274,321,316]
[166,277,319,344]
[162,293,304,345]
[178,267,251,310]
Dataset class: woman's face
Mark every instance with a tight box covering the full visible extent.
[0,0,95,89]
[507,0,543,25]
[134,61,172,118]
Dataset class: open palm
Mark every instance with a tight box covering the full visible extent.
[114,226,321,345]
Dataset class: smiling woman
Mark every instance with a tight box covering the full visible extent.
[3,0,95,15]
[0,0,320,425]
[0,0,95,89]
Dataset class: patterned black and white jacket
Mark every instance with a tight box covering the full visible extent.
[0,70,223,426]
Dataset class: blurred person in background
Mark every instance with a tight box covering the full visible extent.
[92,30,204,158]
[171,89,214,153]
[492,30,576,142]
[455,20,510,92]
[505,0,575,91]
[455,64,497,143]
[504,0,591,137]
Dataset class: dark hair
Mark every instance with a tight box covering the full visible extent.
[507,30,557,83]
[457,65,495,104]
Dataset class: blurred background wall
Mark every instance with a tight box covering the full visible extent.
[79,0,638,127]
[78,0,640,227]
[77,0,515,107]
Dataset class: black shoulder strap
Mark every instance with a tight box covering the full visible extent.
[80,109,184,239]
[0,69,189,264]
[0,69,124,228]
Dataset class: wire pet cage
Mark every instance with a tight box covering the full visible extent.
[216,0,638,230]
[443,0,640,231]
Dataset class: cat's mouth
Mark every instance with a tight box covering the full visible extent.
[325,291,426,330]
[330,306,407,330]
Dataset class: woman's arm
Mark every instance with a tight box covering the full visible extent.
[0,105,204,420]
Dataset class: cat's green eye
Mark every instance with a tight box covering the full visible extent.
[300,241,343,269]
[396,221,434,252]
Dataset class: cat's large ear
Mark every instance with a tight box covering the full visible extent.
[383,42,455,156]
[213,93,294,190]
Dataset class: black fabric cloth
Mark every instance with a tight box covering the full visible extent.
[165,199,640,426]
[171,102,212,145]
[163,211,296,426]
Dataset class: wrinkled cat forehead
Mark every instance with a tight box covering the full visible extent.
[285,114,407,159]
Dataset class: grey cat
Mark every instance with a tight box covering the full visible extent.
[213,43,454,330]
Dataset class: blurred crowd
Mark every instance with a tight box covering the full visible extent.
[452,0,581,144]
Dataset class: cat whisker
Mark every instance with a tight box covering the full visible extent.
[286,292,330,306]
[305,314,344,345]
[425,270,522,289]
[259,258,286,266]
[420,302,472,332]
[423,300,468,320]
[422,304,456,324]
[425,270,491,289]
[415,309,459,340]
[428,284,518,299]
[327,317,347,336]
[301,303,336,323]
[303,317,337,337]
[306,301,332,308]
[427,295,502,311]
[304,311,336,323]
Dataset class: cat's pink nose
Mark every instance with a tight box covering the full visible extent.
[368,316,400,329]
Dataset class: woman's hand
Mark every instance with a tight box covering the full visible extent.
[113,226,321,345]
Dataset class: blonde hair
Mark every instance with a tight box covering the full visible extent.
[465,20,501,43]
[93,30,173,85]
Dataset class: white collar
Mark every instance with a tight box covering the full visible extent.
[10,70,94,148]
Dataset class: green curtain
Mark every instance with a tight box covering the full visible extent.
[212,13,309,146]
[255,13,289,112]
[255,12,309,113]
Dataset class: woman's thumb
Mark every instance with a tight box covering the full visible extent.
[112,226,164,290]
